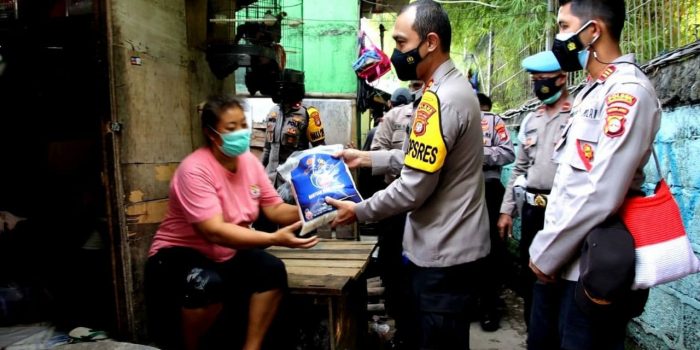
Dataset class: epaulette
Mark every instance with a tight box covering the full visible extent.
[561,101,572,113]
[597,65,617,83]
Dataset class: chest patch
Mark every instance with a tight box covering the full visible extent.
[250,185,261,199]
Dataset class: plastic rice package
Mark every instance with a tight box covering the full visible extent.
[277,144,363,236]
[275,182,295,204]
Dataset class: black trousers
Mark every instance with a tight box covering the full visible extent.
[145,247,288,350]
[401,258,485,350]
[480,179,507,313]
[377,213,407,328]
[519,201,547,327]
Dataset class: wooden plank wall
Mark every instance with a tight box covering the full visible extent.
[108,0,227,339]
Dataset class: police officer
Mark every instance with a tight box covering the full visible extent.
[496,50,572,328]
[371,90,415,181]
[528,0,659,348]
[367,86,417,345]
[256,76,325,233]
[261,82,325,189]
[327,1,490,348]
[358,87,413,200]
[476,92,515,332]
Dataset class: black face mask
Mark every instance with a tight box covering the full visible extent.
[534,77,563,105]
[551,21,595,72]
[391,44,423,81]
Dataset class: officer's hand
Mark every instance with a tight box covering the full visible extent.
[345,141,357,149]
[529,260,556,284]
[332,149,371,169]
[0,211,25,234]
[497,214,513,240]
[272,221,319,249]
[324,197,358,226]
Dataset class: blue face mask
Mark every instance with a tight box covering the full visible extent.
[541,90,563,105]
[211,128,251,158]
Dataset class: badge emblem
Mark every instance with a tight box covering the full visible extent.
[495,123,509,141]
[413,100,437,137]
[582,143,594,161]
[250,185,261,199]
[604,115,626,137]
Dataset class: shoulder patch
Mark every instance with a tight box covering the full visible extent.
[413,99,437,136]
[606,106,629,116]
[604,115,626,138]
[307,107,322,127]
[306,107,325,142]
[495,121,509,142]
[606,93,637,106]
[404,90,447,173]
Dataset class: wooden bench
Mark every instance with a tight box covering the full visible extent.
[266,237,377,350]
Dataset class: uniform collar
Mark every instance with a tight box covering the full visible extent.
[586,54,637,83]
[401,103,414,116]
[535,105,547,116]
[535,96,572,117]
[426,59,456,90]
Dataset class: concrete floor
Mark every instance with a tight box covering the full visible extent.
[368,287,528,350]
[470,288,528,350]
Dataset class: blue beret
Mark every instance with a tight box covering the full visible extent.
[522,51,561,73]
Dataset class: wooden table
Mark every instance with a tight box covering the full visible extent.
[266,238,377,350]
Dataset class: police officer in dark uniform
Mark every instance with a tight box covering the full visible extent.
[261,71,326,189]
[255,71,325,233]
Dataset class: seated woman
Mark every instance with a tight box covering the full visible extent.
[145,95,318,350]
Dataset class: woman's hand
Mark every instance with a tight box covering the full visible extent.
[272,221,319,249]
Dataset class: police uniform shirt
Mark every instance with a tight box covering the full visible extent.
[529,55,662,281]
[499,98,573,216]
[262,104,325,185]
[370,103,414,183]
[355,60,491,268]
[481,112,516,180]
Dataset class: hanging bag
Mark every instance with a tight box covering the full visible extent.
[619,149,700,290]
[352,32,391,83]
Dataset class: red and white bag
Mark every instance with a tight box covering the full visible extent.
[619,150,700,290]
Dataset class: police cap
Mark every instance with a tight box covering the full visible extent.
[522,50,562,73]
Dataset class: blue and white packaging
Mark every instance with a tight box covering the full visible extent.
[277,144,363,236]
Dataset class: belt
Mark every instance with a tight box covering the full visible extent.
[525,192,549,208]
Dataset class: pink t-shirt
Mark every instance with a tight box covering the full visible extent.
[149,148,283,262]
